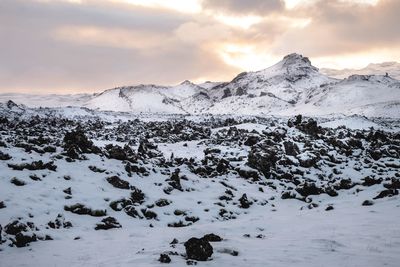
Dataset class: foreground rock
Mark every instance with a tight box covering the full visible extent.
[184,237,214,261]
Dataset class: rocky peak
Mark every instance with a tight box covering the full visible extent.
[6,100,19,109]
[279,53,319,76]
[180,80,195,86]
[282,53,311,66]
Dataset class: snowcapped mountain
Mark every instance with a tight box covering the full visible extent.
[1,53,400,117]
[85,81,207,114]
[192,53,337,115]
[321,61,400,80]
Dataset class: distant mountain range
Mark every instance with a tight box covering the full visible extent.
[321,62,400,80]
[1,53,400,117]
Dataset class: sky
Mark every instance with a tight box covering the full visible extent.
[0,0,399,94]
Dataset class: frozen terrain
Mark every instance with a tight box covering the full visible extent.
[0,103,399,266]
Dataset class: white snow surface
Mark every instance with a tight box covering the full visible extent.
[0,109,400,267]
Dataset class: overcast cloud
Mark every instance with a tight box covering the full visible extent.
[0,0,399,93]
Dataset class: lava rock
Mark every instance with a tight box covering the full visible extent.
[202,233,222,242]
[239,193,252,209]
[48,214,73,229]
[155,199,172,207]
[64,203,106,217]
[373,189,399,200]
[296,182,323,197]
[10,177,26,186]
[95,217,122,230]
[184,237,213,261]
[106,176,131,190]
[159,254,171,263]
[362,200,374,206]
[283,141,300,156]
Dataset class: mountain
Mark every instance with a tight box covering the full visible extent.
[191,53,337,114]
[284,74,400,117]
[1,53,400,117]
[321,61,400,80]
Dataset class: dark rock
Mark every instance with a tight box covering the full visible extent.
[281,191,296,199]
[106,176,131,190]
[283,141,300,156]
[239,193,252,209]
[373,189,399,200]
[168,169,183,191]
[48,214,72,229]
[141,209,158,220]
[369,149,382,161]
[130,187,145,204]
[95,217,121,230]
[298,153,320,168]
[159,254,171,263]
[0,151,11,160]
[63,187,72,195]
[244,136,259,146]
[155,199,171,207]
[88,165,106,173]
[362,176,382,187]
[248,142,279,177]
[14,232,37,247]
[324,187,338,197]
[29,174,41,181]
[383,178,400,190]
[10,177,26,186]
[296,118,322,136]
[334,179,357,190]
[64,203,106,217]
[202,233,222,242]
[63,130,99,157]
[184,216,199,223]
[325,205,334,211]
[4,221,30,235]
[124,206,141,218]
[296,182,323,197]
[8,160,57,171]
[184,237,213,261]
[222,88,232,98]
[168,221,190,227]
[362,200,374,206]
[236,168,260,181]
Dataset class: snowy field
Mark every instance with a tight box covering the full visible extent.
[0,104,399,267]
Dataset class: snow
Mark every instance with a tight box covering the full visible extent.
[320,116,382,130]
[1,108,400,266]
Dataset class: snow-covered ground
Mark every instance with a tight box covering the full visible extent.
[0,105,399,266]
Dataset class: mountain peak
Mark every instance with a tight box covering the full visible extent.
[281,53,312,67]
[180,80,195,86]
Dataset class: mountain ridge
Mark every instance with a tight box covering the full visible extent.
[1,53,399,117]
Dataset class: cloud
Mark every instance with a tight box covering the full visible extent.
[0,0,237,93]
[202,0,285,15]
[0,0,399,93]
[271,0,400,57]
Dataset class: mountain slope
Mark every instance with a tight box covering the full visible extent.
[282,74,400,117]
